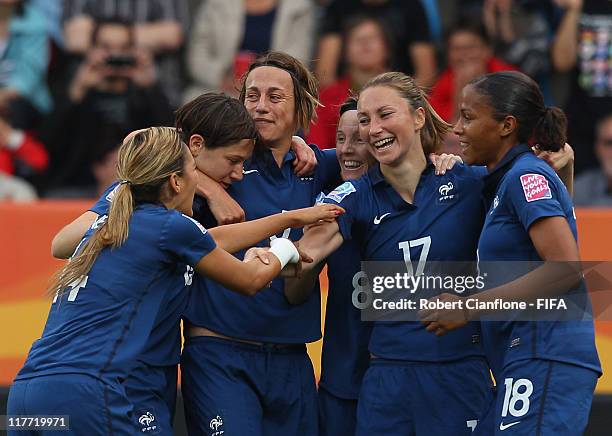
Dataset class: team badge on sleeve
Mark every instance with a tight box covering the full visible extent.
[315,191,326,205]
[326,182,356,203]
[520,174,552,202]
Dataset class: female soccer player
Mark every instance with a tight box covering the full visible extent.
[286,72,494,436]
[49,92,325,435]
[316,97,376,436]
[179,52,342,436]
[7,127,341,435]
[420,71,601,435]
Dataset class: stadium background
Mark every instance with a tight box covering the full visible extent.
[0,0,611,433]
[1,201,612,434]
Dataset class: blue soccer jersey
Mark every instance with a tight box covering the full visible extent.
[320,239,372,399]
[183,146,340,343]
[477,144,601,376]
[17,204,216,383]
[323,163,487,361]
[90,183,190,367]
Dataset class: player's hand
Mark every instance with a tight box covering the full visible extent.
[419,293,470,336]
[288,204,345,227]
[429,153,463,175]
[291,135,317,176]
[244,247,271,264]
[195,170,245,224]
[533,142,574,173]
[278,241,313,278]
[244,247,274,287]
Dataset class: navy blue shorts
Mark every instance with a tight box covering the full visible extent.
[125,363,178,435]
[473,359,598,435]
[356,357,494,436]
[181,336,318,436]
[318,385,358,436]
[7,373,135,435]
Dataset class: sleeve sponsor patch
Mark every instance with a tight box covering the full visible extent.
[314,191,326,205]
[326,181,356,203]
[520,173,552,202]
[182,214,208,235]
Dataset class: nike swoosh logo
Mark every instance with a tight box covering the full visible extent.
[243,169,259,174]
[373,213,390,224]
[499,421,520,431]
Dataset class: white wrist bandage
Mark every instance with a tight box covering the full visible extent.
[269,238,300,268]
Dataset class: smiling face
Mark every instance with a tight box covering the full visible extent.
[243,66,297,146]
[336,110,375,180]
[357,85,425,167]
[453,84,506,168]
[196,138,255,189]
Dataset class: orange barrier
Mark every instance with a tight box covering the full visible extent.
[1,202,612,391]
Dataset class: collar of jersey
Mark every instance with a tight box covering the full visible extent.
[482,143,532,206]
[368,162,435,186]
[251,146,296,170]
[368,162,435,210]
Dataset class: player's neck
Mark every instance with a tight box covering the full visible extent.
[380,149,427,204]
[487,139,517,172]
[266,139,292,168]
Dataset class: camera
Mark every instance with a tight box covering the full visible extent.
[106,55,136,68]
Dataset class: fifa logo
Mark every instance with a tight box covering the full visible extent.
[210,415,224,435]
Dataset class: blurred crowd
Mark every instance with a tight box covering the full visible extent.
[0,0,610,206]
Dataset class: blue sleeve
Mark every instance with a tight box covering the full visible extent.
[322,180,360,241]
[89,182,120,215]
[313,146,342,192]
[505,170,566,230]
[160,212,217,266]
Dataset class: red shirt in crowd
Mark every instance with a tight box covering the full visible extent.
[307,76,352,150]
[0,132,48,175]
[429,58,518,122]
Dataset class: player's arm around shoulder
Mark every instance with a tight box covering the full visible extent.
[51,182,119,258]
[51,211,99,259]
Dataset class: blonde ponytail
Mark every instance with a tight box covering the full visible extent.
[48,127,185,298]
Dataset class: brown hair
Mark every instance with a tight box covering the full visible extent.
[49,127,185,297]
[238,51,321,132]
[175,92,260,149]
[360,72,451,154]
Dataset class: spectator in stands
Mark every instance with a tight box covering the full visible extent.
[0,115,48,178]
[315,0,437,88]
[307,15,391,149]
[0,172,37,200]
[0,0,51,130]
[481,0,562,104]
[184,0,316,101]
[31,0,62,47]
[41,18,173,195]
[553,0,612,173]
[62,0,187,106]
[574,114,612,206]
[429,17,517,123]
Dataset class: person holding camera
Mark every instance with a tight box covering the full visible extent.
[42,17,174,196]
